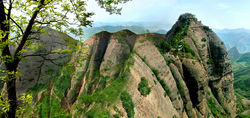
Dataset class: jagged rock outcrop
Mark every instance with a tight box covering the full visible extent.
[18,13,236,118]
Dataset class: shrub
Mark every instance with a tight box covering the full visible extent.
[163,56,175,66]
[181,42,196,57]
[203,26,212,31]
[207,97,228,117]
[156,40,172,53]
[120,91,135,118]
[201,38,207,42]
[207,58,214,64]
[152,68,171,96]
[138,77,151,96]
[159,79,171,96]
[202,44,206,48]
[113,114,120,118]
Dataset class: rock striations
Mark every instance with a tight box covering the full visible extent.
[17,13,236,118]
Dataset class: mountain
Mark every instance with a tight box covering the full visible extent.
[12,13,239,117]
[215,29,250,53]
[228,47,241,60]
[81,25,167,40]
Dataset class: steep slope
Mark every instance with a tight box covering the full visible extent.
[16,28,76,94]
[227,49,250,116]
[231,52,250,99]
[228,47,241,60]
[22,13,236,118]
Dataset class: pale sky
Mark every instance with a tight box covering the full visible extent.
[86,0,250,29]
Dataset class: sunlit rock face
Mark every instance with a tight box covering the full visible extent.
[17,14,236,118]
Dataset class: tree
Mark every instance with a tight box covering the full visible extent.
[0,0,131,117]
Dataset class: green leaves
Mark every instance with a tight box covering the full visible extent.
[138,77,151,96]
[16,93,33,116]
[96,0,131,14]
[120,91,135,118]
[0,92,10,114]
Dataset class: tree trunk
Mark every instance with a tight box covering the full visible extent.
[6,79,17,118]
[5,64,18,118]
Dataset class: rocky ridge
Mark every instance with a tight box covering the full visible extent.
[16,13,236,118]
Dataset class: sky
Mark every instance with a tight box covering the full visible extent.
[86,0,250,29]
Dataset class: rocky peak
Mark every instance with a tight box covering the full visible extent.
[178,13,198,23]
[17,13,237,118]
[228,47,241,60]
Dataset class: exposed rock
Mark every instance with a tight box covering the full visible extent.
[16,28,76,95]
[16,13,236,118]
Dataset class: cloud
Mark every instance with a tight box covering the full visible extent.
[217,3,230,9]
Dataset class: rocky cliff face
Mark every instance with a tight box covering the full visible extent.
[19,13,236,118]
[15,28,76,94]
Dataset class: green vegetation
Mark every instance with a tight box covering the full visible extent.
[181,42,196,57]
[230,52,250,99]
[235,93,248,114]
[169,66,184,98]
[168,17,197,59]
[74,52,135,117]
[138,77,151,96]
[237,114,250,118]
[120,91,135,118]
[142,34,172,53]
[203,26,212,31]
[202,44,206,48]
[76,71,128,117]
[162,55,175,66]
[113,114,120,118]
[136,52,171,97]
[30,63,74,118]
[152,68,171,96]
[207,58,214,64]
[237,53,250,63]
[201,38,207,42]
[113,30,134,44]
[154,37,172,53]
[206,97,230,118]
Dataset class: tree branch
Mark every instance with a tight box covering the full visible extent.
[35,10,69,25]
[23,53,62,66]
[10,17,24,34]
[7,0,13,21]
[0,0,12,59]
[14,0,45,60]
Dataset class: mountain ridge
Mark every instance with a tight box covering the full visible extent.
[14,13,237,118]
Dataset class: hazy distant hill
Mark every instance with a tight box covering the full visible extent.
[215,29,250,53]
[228,47,241,60]
[81,25,167,40]
[82,25,250,54]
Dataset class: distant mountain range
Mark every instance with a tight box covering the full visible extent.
[215,29,250,53]
[81,25,168,40]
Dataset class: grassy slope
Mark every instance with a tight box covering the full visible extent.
[232,53,250,99]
